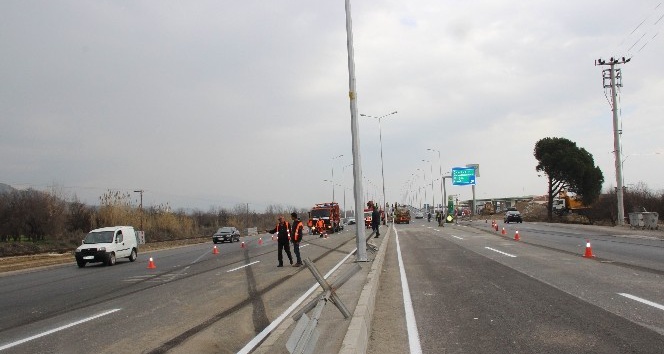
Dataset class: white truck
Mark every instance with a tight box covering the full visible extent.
[75,226,139,267]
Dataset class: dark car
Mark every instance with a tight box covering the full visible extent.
[504,208,523,223]
[213,227,241,243]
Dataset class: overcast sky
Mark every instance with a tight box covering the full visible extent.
[2,1,663,212]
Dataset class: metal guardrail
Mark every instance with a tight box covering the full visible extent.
[286,258,361,354]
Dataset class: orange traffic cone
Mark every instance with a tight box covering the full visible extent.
[583,240,594,258]
[147,257,156,269]
[213,245,219,254]
[514,230,520,241]
[258,237,263,246]
[501,227,506,235]
[241,241,246,249]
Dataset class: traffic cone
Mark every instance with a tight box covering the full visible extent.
[213,245,219,254]
[514,230,520,241]
[501,227,506,235]
[258,237,263,246]
[241,241,246,249]
[583,240,594,258]
[147,257,156,269]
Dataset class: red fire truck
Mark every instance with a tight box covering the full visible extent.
[308,202,341,234]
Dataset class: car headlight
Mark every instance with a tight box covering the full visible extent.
[75,249,81,253]
[98,247,106,252]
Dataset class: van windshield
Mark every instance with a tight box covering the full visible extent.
[83,231,114,244]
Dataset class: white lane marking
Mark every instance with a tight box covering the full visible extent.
[619,293,664,311]
[395,228,423,354]
[226,261,261,273]
[0,309,121,351]
[451,235,464,240]
[485,247,517,258]
[299,244,309,248]
[237,244,357,354]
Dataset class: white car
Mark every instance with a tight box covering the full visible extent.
[414,212,424,219]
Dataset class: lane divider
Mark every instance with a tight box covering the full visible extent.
[619,293,664,311]
[0,309,121,351]
[485,247,517,258]
[394,228,423,354]
[226,261,261,273]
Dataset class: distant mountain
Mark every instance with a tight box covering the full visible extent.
[0,183,16,194]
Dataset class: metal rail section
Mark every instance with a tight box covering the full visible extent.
[286,258,362,354]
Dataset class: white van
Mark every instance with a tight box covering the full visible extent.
[75,226,139,267]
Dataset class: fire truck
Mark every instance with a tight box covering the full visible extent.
[308,202,341,234]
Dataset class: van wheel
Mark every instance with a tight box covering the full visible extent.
[106,253,116,266]
[77,260,86,268]
[129,249,137,262]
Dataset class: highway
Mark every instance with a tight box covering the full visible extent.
[368,219,664,354]
[0,230,361,354]
[1,219,663,353]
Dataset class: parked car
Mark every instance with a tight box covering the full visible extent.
[414,211,424,219]
[346,218,356,225]
[504,208,523,223]
[213,227,241,243]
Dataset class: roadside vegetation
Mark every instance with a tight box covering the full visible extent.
[0,188,308,257]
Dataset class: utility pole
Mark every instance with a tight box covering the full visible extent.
[596,56,630,225]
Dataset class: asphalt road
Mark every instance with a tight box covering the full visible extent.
[0,229,360,354]
[369,219,664,354]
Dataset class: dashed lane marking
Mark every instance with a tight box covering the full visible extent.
[485,247,517,258]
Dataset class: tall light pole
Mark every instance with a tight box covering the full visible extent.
[331,154,344,203]
[427,148,443,211]
[344,0,367,261]
[417,167,427,211]
[422,159,434,213]
[343,163,353,218]
[133,189,144,231]
[360,111,397,213]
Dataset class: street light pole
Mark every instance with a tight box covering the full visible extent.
[422,159,434,213]
[344,0,368,262]
[331,154,344,203]
[360,111,397,213]
[343,163,353,218]
[427,148,443,211]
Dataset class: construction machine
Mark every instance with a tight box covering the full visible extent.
[552,191,591,215]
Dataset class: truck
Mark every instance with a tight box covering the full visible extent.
[308,202,341,234]
[552,191,591,215]
[394,207,411,224]
[481,201,495,215]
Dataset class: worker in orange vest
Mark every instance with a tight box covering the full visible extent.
[267,216,293,267]
[290,212,304,267]
[316,218,325,238]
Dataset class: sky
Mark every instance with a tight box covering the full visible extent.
[2,1,664,213]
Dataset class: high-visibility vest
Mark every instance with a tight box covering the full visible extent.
[292,221,303,241]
